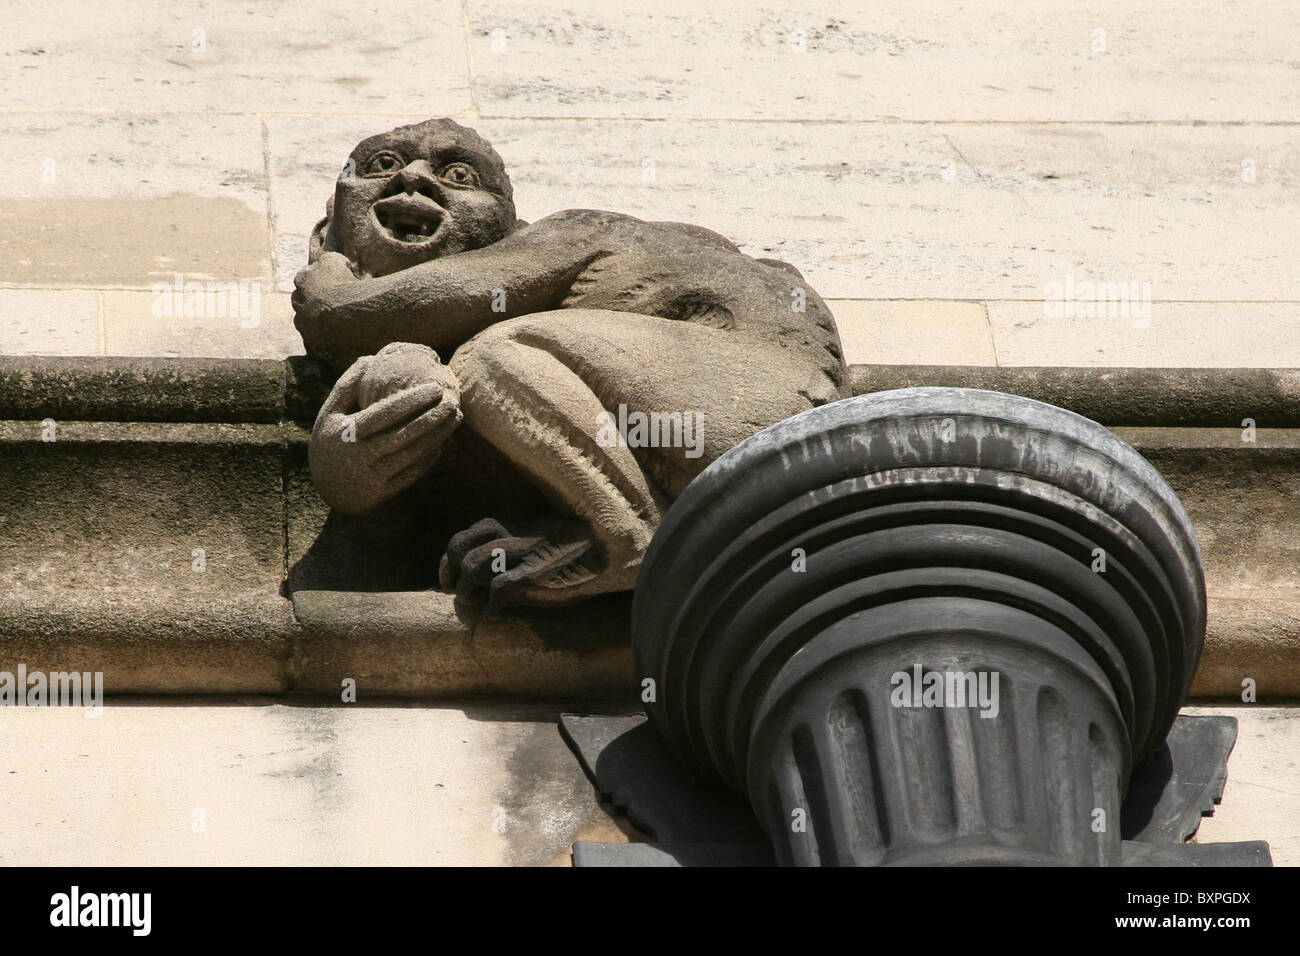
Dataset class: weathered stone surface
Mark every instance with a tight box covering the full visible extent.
[0,699,1289,866]
[833,300,995,366]
[989,301,1300,369]
[853,366,1300,428]
[2,2,472,115]
[1187,706,1300,864]
[7,7,1297,367]
[0,419,293,692]
[1194,595,1300,699]
[0,592,293,694]
[269,117,1300,304]
[0,197,271,288]
[916,123,1300,302]
[1119,428,1300,592]
[0,356,285,423]
[0,421,286,591]
[0,112,270,292]
[0,290,100,356]
[465,1,1300,122]
[290,590,633,697]
[0,112,267,207]
[1120,428,1300,700]
[102,291,300,360]
[0,701,627,865]
[286,355,337,426]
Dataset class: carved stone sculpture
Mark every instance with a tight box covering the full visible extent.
[294,118,847,611]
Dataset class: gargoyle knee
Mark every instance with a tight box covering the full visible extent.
[449,316,540,384]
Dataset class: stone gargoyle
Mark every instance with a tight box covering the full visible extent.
[293,119,847,612]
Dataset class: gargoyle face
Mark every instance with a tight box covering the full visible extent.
[323,119,517,278]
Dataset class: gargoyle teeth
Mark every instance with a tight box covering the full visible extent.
[374,204,442,243]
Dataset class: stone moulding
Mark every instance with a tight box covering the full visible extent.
[850,364,1300,428]
[0,354,1296,698]
[4,356,1300,427]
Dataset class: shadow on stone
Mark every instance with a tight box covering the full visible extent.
[287,429,547,594]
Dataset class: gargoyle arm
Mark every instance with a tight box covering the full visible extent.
[295,212,615,366]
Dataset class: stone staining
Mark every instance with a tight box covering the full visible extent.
[294,118,848,612]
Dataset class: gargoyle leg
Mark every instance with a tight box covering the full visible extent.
[446,309,829,608]
[447,313,668,605]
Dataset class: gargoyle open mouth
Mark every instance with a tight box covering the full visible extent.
[372,195,445,244]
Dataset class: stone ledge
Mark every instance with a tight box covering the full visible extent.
[852,365,1300,427]
[0,587,635,699]
[4,355,1300,429]
[0,587,1289,701]
[1196,595,1300,699]
[0,355,286,424]
[289,590,633,698]
[0,355,1296,698]
[0,591,294,694]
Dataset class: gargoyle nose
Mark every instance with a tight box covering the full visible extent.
[389,161,440,199]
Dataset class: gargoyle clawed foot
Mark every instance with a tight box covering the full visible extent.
[439,515,599,614]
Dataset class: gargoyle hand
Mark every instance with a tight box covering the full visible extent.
[307,344,462,516]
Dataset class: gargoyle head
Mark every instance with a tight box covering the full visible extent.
[311,118,518,278]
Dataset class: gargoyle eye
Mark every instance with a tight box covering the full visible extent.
[439,162,479,186]
[364,151,405,176]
